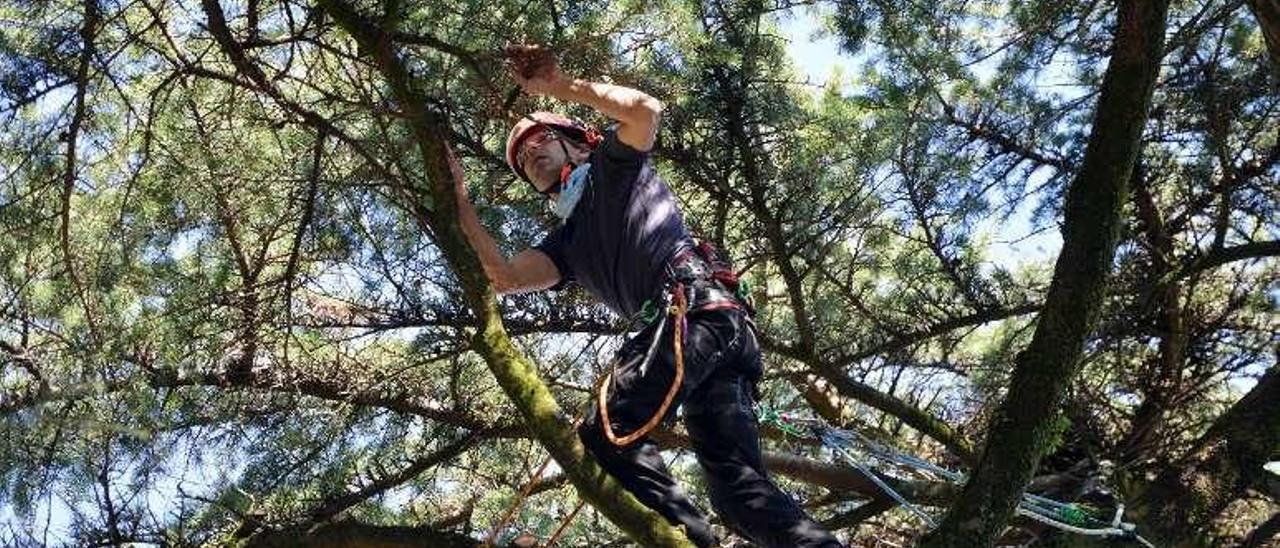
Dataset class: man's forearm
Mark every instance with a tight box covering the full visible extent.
[547,78,661,127]
[506,45,661,150]
[456,201,513,286]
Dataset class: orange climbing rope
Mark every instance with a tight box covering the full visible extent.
[597,283,688,447]
[487,284,690,545]
[541,498,587,547]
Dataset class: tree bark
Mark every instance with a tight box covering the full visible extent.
[1131,365,1280,545]
[918,0,1171,545]
[1247,0,1280,75]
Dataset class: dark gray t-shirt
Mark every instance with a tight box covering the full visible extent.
[535,130,692,318]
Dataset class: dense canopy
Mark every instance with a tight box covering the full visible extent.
[1,0,1277,546]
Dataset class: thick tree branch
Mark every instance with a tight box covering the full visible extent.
[753,330,976,462]
[821,498,895,530]
[826,303,1041,368]
[1134,365,1280,543]
[939,100,1072,173]
[785,369,976,463]
[1247,0,1280,74]
[1177,240,1280,280]
[649,428,955,503]
[1,365,501,434]
[60,0,102,336]
[242,518,476,548]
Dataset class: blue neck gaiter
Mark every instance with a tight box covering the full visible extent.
[553,163,591,221]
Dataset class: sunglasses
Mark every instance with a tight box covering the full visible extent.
[517,128,559,171]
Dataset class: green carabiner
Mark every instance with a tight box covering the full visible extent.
[639,299,660,324]
[736,278,754,309]
[1059,505,1091,526]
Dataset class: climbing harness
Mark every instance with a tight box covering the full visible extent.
[486,253,729,537]
[597,241,752,447]
[756,406,1157,547]
[629,240,755,329]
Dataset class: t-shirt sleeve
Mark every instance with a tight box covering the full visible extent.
[534,226,574,290]
[592,127,649,201]
[599,126,647,166]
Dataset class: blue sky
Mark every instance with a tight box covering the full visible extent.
[776,8,1064,272]
[777,7,848,86]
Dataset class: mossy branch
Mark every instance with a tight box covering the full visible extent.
[306,0,695,545]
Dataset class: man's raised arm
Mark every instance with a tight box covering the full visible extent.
[507,45,663,152]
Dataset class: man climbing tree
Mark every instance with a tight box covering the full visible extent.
[450,44,845,548]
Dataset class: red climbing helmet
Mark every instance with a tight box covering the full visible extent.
[505,111,601,183]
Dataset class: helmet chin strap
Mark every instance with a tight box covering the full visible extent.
[535,137,577,196]
[518,112,601,196]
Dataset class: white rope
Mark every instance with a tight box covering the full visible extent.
[775,412,1159,546]
[825,436,937,527]
[1014,506,1155,547]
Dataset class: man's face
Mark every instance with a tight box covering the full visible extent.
[519,129,569,193]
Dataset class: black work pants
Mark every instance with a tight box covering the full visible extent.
[578,309,844,548]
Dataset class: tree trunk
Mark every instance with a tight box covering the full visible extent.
[1131,365,1280,545]
[1248,0,1280,75]
[1117,168,1189,464]
[918,0,1171,545]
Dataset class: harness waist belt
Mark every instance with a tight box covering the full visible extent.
[665,248,748,314]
